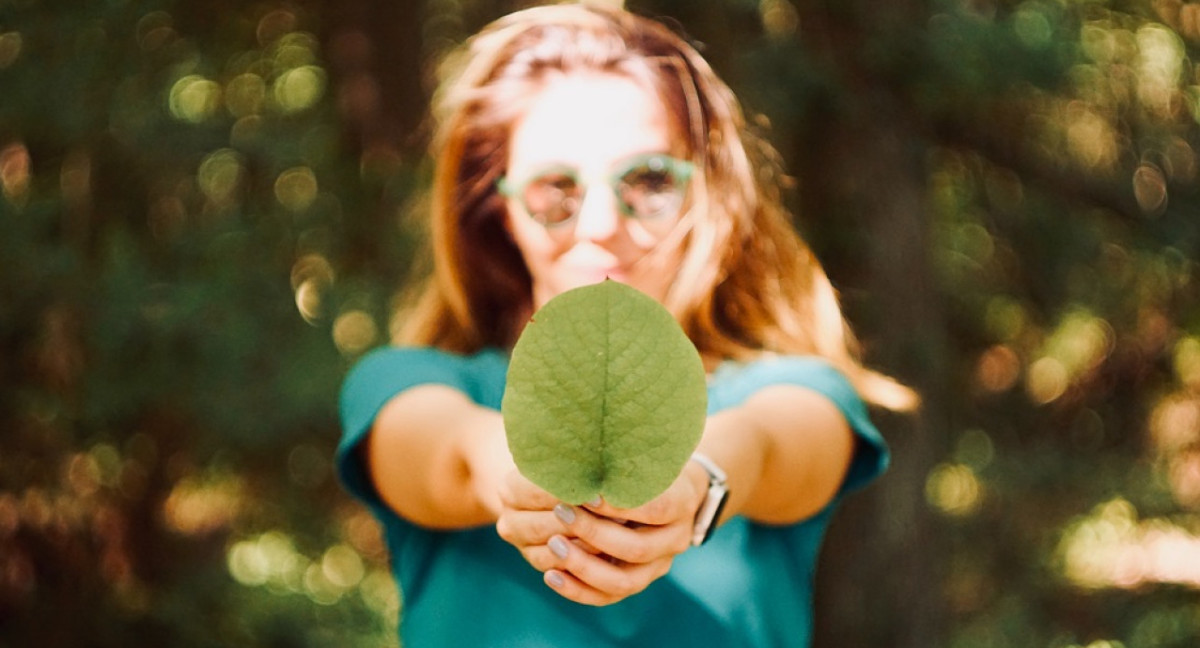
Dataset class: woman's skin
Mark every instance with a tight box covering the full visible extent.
[364,71,857,606]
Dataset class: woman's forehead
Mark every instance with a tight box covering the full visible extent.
[506,72,675,173]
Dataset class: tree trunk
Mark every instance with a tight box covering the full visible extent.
[795,2,951,647]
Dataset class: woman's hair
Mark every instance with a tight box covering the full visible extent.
[395,2,916,410]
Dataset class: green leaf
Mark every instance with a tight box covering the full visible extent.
[502,280,708,508]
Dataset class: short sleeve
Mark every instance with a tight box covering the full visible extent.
[334,346,508,510]
[709,356,889,497]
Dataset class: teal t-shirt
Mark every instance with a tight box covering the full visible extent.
[336,347,888,648]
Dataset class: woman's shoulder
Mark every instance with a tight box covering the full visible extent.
[709,354,859,406]
[345,345,508,386]
[340,345,510,418]
[349,344,507,372]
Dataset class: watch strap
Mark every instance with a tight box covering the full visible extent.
[689,452,730,546]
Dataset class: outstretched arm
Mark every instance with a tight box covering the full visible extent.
[364,384,513,529]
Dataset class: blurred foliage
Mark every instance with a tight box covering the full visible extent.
[0,0,1198,647]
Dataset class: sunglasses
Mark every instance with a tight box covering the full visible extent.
[497,153,694,227]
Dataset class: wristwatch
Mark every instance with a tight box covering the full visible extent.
[689,452,730,546]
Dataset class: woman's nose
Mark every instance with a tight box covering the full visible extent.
[572,185,622,242]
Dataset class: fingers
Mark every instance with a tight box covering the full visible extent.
[553,504,691,566]
[541,541,673,606]
[498,470,560,511]
[495,509,562,548]
[583,464,706,527]
[494,465,699,606]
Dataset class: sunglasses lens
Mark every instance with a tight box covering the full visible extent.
[617,162,685,219]
[523,172,582,225]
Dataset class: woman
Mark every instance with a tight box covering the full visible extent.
[337,3,915,646]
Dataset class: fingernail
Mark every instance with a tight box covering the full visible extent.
[586,497,602,508]
[546,570,565,588]
[548,536,569,559]
[553,503,576,525]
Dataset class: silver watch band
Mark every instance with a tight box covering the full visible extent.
[689,452,729,546]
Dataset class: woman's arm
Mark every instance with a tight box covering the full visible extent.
[707,383,856,526]
[365,384,514,529]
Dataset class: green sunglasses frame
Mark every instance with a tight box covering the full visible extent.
[497,153,695,227]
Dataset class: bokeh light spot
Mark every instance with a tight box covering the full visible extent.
[291,254,335,323]
[274,166,318,211]
[1027,357,1069,404]
[225,73,267,117]
[304,562,342,605]
[198,149,244,205]
[162,473,244,535]
[333,310,379,355]
[0,31,23,68]
[1014,6,1053,49]
[1066,104,1118,170]
[984,297,1027,341]
[257,9,299,46]
[287,443,329,488]
[136,11,175,52]
[169,75,222,123]
[1060,498,1200,590]
[1149,395,1199,454]
[956,429,995,471]
[759,0,799,40]
[273,65,326,114]
[0,142,32,204]
[926,463,983,516]
[321,544,365,589]
[976,344,1021,393]
[1132,162,1168,215]
[1173,336,1200,388]
[359,569,400,616]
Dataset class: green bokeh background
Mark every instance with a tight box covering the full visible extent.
[1,0,1198,646]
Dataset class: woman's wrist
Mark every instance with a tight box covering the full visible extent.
[457,408,514,519]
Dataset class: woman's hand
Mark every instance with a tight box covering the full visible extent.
[496,463,708,606]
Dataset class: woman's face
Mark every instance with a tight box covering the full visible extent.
[503,72,688,309]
